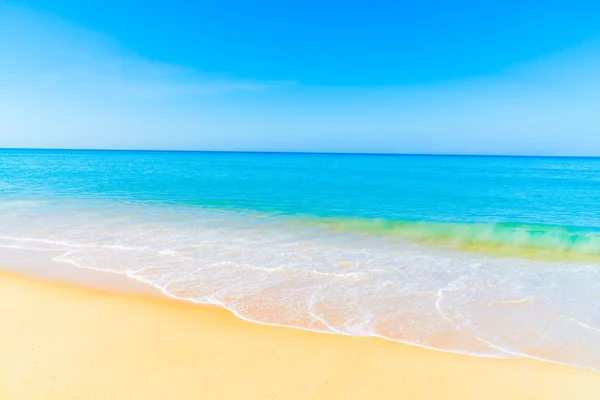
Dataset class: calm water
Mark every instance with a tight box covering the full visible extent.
[1,149,600,370]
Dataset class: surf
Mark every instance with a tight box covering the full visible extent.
[304,218,600,262]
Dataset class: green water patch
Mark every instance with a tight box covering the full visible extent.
[299,217,600,262]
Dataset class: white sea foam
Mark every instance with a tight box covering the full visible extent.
[1,199,600,371]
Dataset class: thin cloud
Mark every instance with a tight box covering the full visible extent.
[0,3,282,100]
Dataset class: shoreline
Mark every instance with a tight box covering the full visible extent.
[1,252,600,398]
[0,247,523,362]
[2,247,600,370]
[0,247,166,297]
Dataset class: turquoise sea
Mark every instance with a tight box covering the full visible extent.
[1,149,600,370]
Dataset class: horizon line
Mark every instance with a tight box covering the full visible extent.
[1,147,599,159]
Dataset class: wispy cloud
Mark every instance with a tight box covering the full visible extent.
[0,3,280,100]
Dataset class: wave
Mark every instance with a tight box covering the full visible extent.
[1,201,600,373]
[305,218,600,262]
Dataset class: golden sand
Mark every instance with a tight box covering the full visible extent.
[1,271,599,400]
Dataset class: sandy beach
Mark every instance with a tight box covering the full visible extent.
[1,259,600,399]
[3,0,600,397]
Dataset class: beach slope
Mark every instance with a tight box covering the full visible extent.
[1,271,599,400]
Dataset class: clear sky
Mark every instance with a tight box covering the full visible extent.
[1,0,600,155]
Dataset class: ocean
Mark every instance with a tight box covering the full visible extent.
[1,149,599,370]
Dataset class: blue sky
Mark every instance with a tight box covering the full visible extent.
[1,0,600,154]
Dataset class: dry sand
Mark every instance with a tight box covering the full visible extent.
[1,267,599,399]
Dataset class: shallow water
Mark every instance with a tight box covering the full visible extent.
[1,149,600,370]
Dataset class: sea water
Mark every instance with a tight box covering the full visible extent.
[1,149,600,370]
